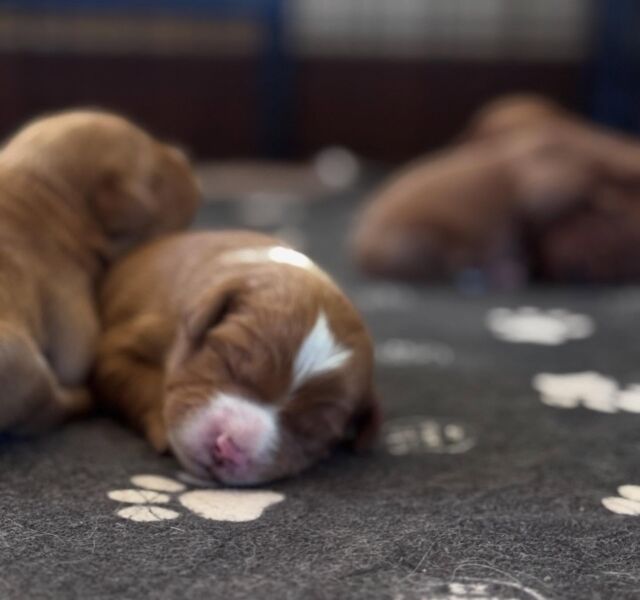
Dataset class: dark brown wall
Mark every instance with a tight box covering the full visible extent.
[0,53,261,157]
[0,53,584,162]
[294,59,584,162]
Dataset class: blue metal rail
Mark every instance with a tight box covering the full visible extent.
[591,0,640,134]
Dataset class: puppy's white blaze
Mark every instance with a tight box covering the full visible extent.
[293,311,352,390]
[220,246,315,271]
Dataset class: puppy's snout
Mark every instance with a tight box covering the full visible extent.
[206,407,265,470]
[212,432,248,470]
[171,393,279,484]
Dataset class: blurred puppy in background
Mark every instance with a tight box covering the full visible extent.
[0,110,200,434]
[353,94,640,285]
[95,230,380,485]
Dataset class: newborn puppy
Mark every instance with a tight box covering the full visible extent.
[353,95,640,284]
[0,110,200,433]
[95,231,380,485]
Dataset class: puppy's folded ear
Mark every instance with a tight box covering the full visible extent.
[347,387,383,452]
[92,170,156,239]
[184,278,243,346]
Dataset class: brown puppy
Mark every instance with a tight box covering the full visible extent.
[0,110,200,433]
[95,231,380,485]
[353,95,640,284]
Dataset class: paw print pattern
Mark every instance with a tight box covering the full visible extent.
[395,577,548,600]
[107,474,284,523]
[533,372,640,414]
[486,307,594,345]
[383,417,476,456]
[376,339,454,367]
[602,485,640,515]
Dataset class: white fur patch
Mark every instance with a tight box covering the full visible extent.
[220,246,315,271]
[292,311,352,389]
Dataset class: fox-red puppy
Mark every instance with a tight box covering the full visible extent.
[0,110,200,433]
[95,231,380,485]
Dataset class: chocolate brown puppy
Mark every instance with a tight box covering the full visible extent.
[353,95,640,284]
[95,230,380,485]
[0,110,200,433]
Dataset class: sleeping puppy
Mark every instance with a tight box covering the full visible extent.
[95,231,380,485]
[0,110,200,433]
[352,140,527,282]
[353,95,640,284]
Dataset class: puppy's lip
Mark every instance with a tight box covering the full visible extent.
[206,465,273,487]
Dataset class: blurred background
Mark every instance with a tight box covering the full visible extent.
[0,0,638,164]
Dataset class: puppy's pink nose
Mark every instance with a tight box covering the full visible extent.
[212,433,247,469]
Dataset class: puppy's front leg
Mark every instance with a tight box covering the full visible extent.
[0,323,92,433]
[94,315,173,452]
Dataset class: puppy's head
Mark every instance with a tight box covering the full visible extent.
[5,110,201,257]
[162,268,380,485]
[89,135,200,256]
[463,94,564,141]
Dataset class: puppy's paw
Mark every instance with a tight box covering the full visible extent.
[143,410,169,453]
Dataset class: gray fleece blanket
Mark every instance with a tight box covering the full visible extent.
[1,190,639,600]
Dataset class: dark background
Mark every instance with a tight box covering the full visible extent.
[0,0,638,163]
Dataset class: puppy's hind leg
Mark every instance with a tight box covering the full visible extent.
[0,323,91,434]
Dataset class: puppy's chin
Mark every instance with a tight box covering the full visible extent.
[167,392,281,486]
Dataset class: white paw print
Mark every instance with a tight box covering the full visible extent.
[383,417,476,456]
[107,474,285,523]
[486,307,594,345]
[395,577,547,600]
[602,485,640,515]
[376,339,454,367]
[533,372,640,414]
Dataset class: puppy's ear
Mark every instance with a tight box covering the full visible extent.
[92,170,156,239]
[347,387,383,452]
[184,279,242,346]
